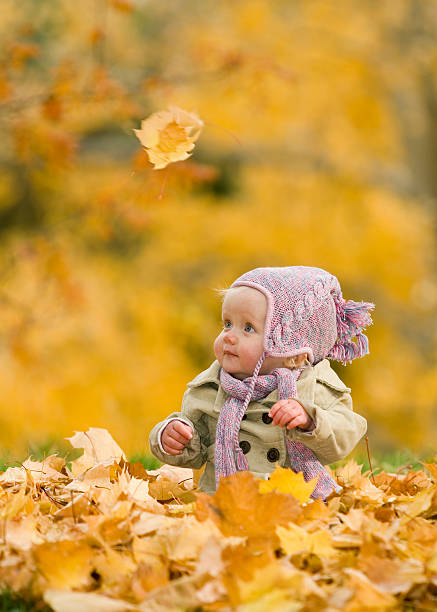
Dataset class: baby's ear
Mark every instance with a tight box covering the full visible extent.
[297,352,309,366]
[283,353,309,369]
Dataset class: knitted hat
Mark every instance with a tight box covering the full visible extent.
[231,266,374,368]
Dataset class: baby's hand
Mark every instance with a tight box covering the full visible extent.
[269,399,315,431]
[161,420,193,455]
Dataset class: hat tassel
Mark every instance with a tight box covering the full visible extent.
[329,298,374,364]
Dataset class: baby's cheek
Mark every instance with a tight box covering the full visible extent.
[213,335,223,361]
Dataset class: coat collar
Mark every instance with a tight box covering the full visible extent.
[187,359,350,394]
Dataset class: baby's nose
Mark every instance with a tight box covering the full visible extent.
[224,330,237,344]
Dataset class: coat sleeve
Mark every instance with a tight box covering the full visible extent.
[148,388,211,469]
[286,382,367,465]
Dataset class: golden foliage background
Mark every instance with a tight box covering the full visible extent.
[1,0,437,456]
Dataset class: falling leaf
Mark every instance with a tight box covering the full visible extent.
[133,106,203,170]
[259,465,319,504]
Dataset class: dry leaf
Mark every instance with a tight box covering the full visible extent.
[66,427,125,470]
[0,428,434,611]
[133,106,203,170]
[44,589,137,612]
[358,556,425,594]
[335,460,363,487]
[34,540,94,589]
[277,523,336,558]
[195,471,301,542]
[259,465,318,504]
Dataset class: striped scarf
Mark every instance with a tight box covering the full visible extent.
[215,365,341,500]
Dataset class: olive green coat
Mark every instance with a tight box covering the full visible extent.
[148,359,367,495]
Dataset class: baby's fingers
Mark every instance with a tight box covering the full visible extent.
[274,410,296,428]
[268,400,289,418]
[162,437,184,454]
[172,421,193,440]
[168,429,191,445]
[286,415,308,430]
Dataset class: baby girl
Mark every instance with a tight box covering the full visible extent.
[149,266,373,499]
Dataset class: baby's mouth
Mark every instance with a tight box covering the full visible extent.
[223,349,238,357]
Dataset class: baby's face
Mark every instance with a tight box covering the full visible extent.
[214,286,284,379]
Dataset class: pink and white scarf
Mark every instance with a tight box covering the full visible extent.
[215,366,341,500]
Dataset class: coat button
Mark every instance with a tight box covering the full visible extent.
[267,447,280,462]
[242,414,247,420]
[262,412,273,424]
[239,441,251,454]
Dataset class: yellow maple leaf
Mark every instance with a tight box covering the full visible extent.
[276,523,336,558]
[134,106,203,169]
[195,471,301,541]
[259,466,318,504]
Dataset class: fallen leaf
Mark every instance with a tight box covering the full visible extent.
[195,471,301,544]
[395,486,436,519]
[259,465,318,504]
[5,516,43,550]
[343,568,398,611]
[44,589,137,612]
[34,540,94,589]
[277,523,336,558]
[335,460,363,487]
[65,462,112,493]
[358,555,426,594]
[66,427,125,474]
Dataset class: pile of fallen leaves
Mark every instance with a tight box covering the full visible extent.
[0,428,436,611]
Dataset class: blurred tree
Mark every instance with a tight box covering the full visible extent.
[0,0,436,455]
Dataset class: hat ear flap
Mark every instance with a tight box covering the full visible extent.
[328,298,374,364]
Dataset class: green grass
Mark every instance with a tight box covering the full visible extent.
[128,453,161,470]
[0,589,52,612]
[0,439,434,476]
[331,447,436,475]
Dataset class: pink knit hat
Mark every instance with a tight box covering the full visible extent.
[231,266,374,366]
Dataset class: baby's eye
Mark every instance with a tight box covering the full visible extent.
[223,320,232,329]
[244,323,255,332]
